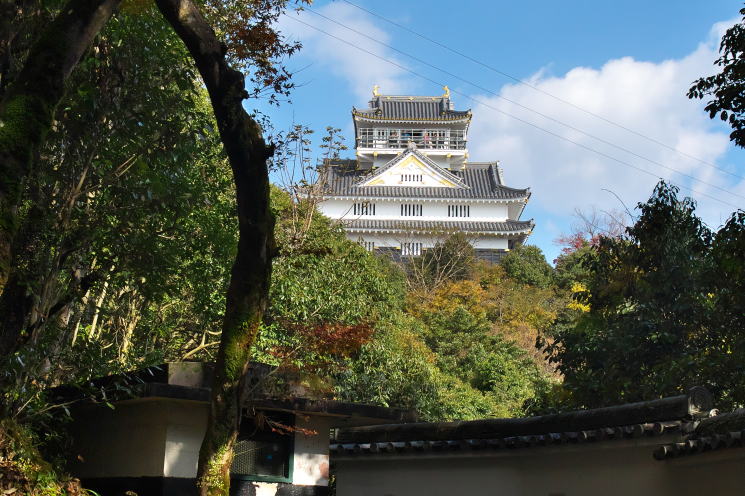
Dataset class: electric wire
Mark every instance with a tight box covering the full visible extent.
[302,6,745,203]
[339,0,744,183]
[283,13,742,211]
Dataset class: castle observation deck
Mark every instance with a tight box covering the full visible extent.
[352,86,472,169]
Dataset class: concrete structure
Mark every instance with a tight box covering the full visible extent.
[60,362,415,496]
[330,388,744,496]
[318,87,533,263]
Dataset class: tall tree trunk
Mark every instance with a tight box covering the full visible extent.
[0,0,119,299]
[155,1,275,495]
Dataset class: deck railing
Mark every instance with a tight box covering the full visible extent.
[357,128,466,150]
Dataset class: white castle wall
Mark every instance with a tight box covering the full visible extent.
[319,199,510,223]
[345,233,509,251]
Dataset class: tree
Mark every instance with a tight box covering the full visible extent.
[500,245,554,288]
[403,232,476,292]
[0,0,122,355]
[153,1,279,493]
[704,210,745,405]
[552,207,628,289]
[546,182,732,407]
[0,1,305,494]
[0,7,244,400]
[688,7,745,147]
[255,188,405,378]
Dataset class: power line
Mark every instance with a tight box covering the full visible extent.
[339,0,744,183]
[283,13,742,211]
[300,7,745,204]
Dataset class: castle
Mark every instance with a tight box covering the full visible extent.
[318,86,533,262]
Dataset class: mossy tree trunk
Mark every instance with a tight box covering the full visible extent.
[155,1,275,494]
[0,0,120,358]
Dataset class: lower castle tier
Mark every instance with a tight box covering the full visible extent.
[318,145,533,263]
[318,89,533,262]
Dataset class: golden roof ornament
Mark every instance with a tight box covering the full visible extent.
[442,85,450,98]
[372,84,380,97]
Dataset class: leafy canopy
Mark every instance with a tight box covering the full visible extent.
[688,7,745,147]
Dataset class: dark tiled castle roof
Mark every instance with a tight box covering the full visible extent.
[353,95,471,122]
[341,218,534,235]
[323,161,530,200]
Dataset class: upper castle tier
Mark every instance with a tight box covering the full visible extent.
[352,86,471,169]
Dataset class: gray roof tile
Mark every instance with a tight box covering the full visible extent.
[353,95,470,122]
[341,218,533,235]
[331,421,685,456]
[323,161,529,200]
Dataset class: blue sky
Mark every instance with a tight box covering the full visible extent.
[254,0,745,263]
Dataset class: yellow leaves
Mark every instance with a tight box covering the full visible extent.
[571,282,588,293]
[567,282,590,312]
[410,280,489,319]
[567,300,591,312]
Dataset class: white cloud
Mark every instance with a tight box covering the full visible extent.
[467,19,745,226]
[278,3,413,101]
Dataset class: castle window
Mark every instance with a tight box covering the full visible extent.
[447,205,470,217]
[401,174,423,183]
[401,242,423,256]
[353,202,376,216]
[400,204,423,216]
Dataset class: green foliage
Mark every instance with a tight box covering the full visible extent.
[1,4,240,420]
[418,302,552,418]
[2,12,569,484]
[553,243,595,290]
[688,7,745,147]
[501,245,554,288]
[544,181,745,409]
[703,210,745,405]
[252,188,406,387]
[0,419,87,495]
[334,314,442,418]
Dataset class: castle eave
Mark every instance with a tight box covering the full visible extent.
[339,219,534,237]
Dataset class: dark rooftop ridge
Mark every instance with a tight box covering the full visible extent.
[353,92,471,122]
[335,387,713,444]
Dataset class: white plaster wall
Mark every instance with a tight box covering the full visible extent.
[318,199,354,219]
[359,154,464,187]
[333,441,745,496]
[347,233,509,251]
[507,201,526,220]
[70,400,169,478]
[473,237,509,250]
[663,451,745,494]
[292,416,332,486]
[163,401,208,478]
[321,199,510,222]
[71,398,334,487]
[345,234,398,249]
